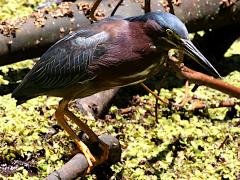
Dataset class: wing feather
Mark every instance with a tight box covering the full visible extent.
[13,29,110,97]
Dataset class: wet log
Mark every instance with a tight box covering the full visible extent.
[0,0,240,65]
[74,88,120,118]
[151,0,240,32]
[0,2,90,66]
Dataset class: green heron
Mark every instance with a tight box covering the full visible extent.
[12,12,220,172]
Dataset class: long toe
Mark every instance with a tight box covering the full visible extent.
[76,140,96,173]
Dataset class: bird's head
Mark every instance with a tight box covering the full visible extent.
[127,12,221,78]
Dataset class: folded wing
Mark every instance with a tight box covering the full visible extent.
[12,29,110,102]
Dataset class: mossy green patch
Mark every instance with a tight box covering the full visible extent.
[1,70,239,179]
[0,0,45,20]
[225,39,240,58]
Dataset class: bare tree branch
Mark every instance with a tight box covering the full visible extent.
[169,56,240,99]
[0,2,90,66]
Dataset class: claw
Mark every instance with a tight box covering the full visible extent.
[75,140,96,173]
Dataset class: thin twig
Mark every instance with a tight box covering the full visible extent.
[155,89,160,123]
[191,100,239,110]
[144,0,151,13]
[218,135,229,149]
[154,72,169,123]
[111,0,124,16]
[141,83,169,104]
[88,0,102,21]
[167,0,175,14]
[191,84,200,92]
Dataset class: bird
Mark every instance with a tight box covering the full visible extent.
[12,11,221,173]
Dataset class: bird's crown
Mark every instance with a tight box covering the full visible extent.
[126,12,189,40]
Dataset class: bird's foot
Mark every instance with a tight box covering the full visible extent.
[75,138,109,173]
[75,140,96,174]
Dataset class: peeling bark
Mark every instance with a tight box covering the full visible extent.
[74,88,120,118]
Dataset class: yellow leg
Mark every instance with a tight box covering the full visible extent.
[55,100,96,173]
[64,107,109,165]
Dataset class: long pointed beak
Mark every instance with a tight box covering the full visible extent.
[181,39,221,78]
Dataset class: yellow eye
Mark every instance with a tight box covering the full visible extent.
[166,29,174,36]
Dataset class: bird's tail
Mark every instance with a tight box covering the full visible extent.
[12,85,36,105]
[12,92,32,105]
